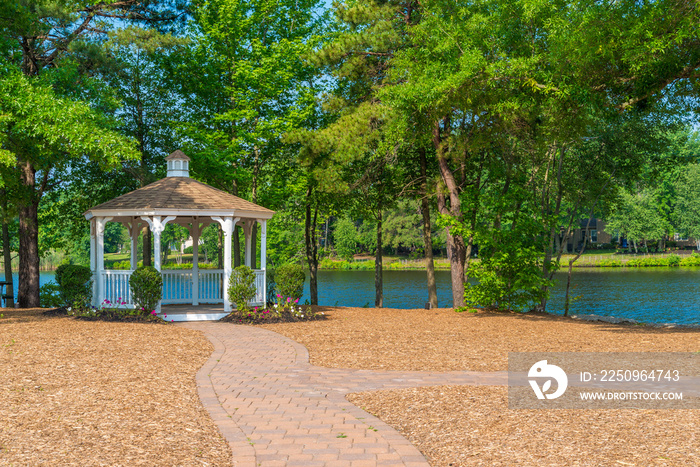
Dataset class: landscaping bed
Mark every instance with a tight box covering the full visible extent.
[0,308,231,466]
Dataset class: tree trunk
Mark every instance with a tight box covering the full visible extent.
[433,119,466,308]
[17,162,40,308]
[233,226,241,267]
[1,193,14,308]
[565,218,593,316]
[217,228,223,269]
[419,148,438,308]
[305,186,319,305]
[375,208,383,308]
[143,229,152,266]
[250,222,257,269]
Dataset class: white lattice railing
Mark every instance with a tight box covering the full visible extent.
[99,268,264,307]
[101,270,134,306]
[197,269,224,304]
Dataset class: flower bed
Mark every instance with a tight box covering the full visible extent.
[222,295,325,324]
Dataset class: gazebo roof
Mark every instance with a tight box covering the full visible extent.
[84,155,273,220]
[165,149,191,161]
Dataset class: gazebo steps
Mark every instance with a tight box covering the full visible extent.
[161,312,228,322]
[160,304,228,322]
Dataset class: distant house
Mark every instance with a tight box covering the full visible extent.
[562,218,699,252]
[562,218,613,252]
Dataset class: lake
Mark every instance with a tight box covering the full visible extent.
[297,268,700,326]
[8,268,700,326]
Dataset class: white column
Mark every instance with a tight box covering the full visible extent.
[191,221,201,306]
[90,219,97,306]
[259,219,267,305]
[141,215,176,312]
[212,216,239,312]
[95,217,112,307]
[129,219,139,270]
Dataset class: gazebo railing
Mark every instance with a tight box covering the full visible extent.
[253,269,265,304]
[162,270,194,304]
[99,268,264,307]
[101,270,134,306]
[196,269,224,304]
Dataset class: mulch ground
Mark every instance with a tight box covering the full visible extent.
[262,306,700,466]
[259,306,700,372]
[348,386,699,466]
[0,308,231,466]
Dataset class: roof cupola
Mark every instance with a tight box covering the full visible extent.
[165,150,191,177]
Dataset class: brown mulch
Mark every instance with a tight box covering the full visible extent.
[348,386,699,466]
[0,308,231,466]
[259,306,700,372]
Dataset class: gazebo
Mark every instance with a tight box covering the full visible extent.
[83,150,274,321]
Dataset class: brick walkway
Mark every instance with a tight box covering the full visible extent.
[183,323,506,467]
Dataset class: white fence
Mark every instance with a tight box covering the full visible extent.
[100,269,264,307]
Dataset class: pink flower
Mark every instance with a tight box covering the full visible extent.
[294,299,299,304]
[276,294,281,298]
[151,310,157,315]
[171,319,174,322]
[117,297,121,301]
[164,314,167,318]
[287,297,291,303]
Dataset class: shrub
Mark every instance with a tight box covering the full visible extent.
[275,263,305,301]
[54,264,92,309]
[680,253,700,266]
[39,282,63,308]
[184,246,194,254]
[228,266,257,312]
[597,259,623,267]
[667,254,682,266]
[130,266,163,314]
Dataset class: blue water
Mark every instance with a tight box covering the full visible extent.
[298,269,700,326]
[5,268,700,326]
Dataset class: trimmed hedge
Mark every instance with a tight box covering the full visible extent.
[130,266,163,313]
[54,264,92,309]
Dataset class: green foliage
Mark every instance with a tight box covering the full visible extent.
[227,266,257,312]
[129,266,163,313]
[274,263,305,301]
[674,164,700,242]
[334,217,358,260]
[54,264,93,309]
[39,282,63,308]
[597,259,624,268]
[680,253,700,267]
[464,230,553,313]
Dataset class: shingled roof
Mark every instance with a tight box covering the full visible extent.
[85,177,274,215]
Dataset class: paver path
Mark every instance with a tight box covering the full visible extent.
[183,322,506,467]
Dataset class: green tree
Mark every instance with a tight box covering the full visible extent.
[333,217,357,260]
[0,0,184,306]
[674,164,700,250]
[0,71,137,306]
